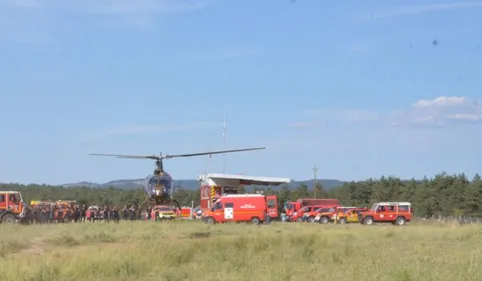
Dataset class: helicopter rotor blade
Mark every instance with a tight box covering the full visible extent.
[89,153,160,160]
[163,147,266,159]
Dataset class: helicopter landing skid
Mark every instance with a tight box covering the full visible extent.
[140,195,181,212]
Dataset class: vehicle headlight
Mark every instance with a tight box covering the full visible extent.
[293,212,298,216]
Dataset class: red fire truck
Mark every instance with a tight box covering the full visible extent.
[198,173,290,219]
[201,194,277,224]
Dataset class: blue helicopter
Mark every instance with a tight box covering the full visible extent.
[89,147,265,210]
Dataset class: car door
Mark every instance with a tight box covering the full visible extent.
[348,210,357,222]
[213,202,224,220]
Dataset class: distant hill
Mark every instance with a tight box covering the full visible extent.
[62,178,346,190]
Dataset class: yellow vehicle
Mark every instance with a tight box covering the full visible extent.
[151,205,176,220]
[30,200,53,206]
[337,209,363,224]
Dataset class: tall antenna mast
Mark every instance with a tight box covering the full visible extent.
[313,164,318,198]
[222,113,227,173]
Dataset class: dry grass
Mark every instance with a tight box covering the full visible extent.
[0,220,481,281]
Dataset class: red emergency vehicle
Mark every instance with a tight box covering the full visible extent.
[201,194,277,224]
[198,173,290,217]
[179,207,192,218]
[285,198,339,221]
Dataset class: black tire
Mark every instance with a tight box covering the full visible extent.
[339,217,347,224]
[205,217,215,224]
[363,216,374,225]
[395,216,406,226]
[250,217,260,225]
[308,216,315,223]
[320,216,329,224]
[2,214,16,224]
[296,217,303,223]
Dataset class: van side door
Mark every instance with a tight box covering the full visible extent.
[266,196,278,218]
[224,202,234,220]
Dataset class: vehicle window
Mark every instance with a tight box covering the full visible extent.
[267,199,276,208]
[0,195,4,202]
[157,207,171,211]
[398,205,409,212]
[300,206,309,212]
[377,206,386,212]
[214,202,223,210]
[225,203,234,208]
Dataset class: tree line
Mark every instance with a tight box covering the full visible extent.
[1,172,481,217]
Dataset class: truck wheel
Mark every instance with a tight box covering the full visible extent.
[308,216,315,223]
[2,214,16,224]
[395,216,406,226]
[250,217,260,225]
[320,216,329,224]
[296,217,303,223]
[363,216,374,225]
[338,218,346,224]
[205,217,215,224]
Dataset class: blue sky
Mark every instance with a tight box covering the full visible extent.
[1,0,481,185]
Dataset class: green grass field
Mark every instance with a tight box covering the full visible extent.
[0,220,481,281]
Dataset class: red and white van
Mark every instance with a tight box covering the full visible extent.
[201,194,277,224]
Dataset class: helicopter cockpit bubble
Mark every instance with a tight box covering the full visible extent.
[145,174,173,199]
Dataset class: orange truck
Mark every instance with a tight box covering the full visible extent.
[285,198,339,222]
[0,191,27,224]
[201,194,277,225]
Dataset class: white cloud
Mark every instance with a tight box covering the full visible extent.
[359,2,482,20]
[394,96,482,126]
[0,0,209,41]
[412,96,469,107]
[2,0,208,14]
[81,121,223,142]
[293,96,482,128]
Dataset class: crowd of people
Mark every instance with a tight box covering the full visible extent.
[25,201,155,224]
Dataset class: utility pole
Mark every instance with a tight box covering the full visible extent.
[313,164,318,198]
[222,113,227,173]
